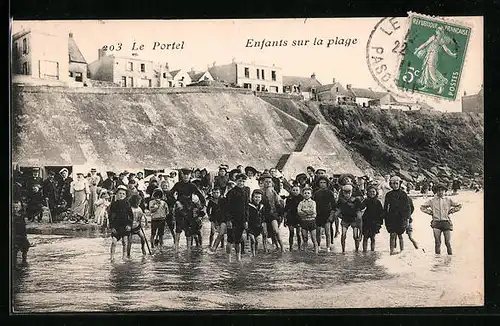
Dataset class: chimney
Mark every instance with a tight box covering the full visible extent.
[347,84,352,90]
[98,48,107,59]
[464,90,467,96]
[332,78,336,83]
[213,61,216,67]
[165,62,169,71]
[69,32,73,38]
[311,72,316,79]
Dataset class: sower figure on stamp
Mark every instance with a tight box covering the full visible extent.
[414,26,457,95]
[420,183,462,255]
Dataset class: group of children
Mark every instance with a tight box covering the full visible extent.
[12,165,464,265]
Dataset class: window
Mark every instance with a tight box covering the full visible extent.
[121,76,127,87]
[87,70,91,78]
[243,83,251,89]
[271,70,276,81]
[168,81,173,87]
[256,84,261,91]
[40,60,59,80]
[148,79,152,87]
[244,67,249,78]
[163,72,167,78]
[13,42,18,57]
[22,38,28,54]
[261,69,265,80]
[127,62,133,71]
[140,63,145,72]
[256,69,260,79]
[75,72,83,82]
[128,77,134,87]
[336,87,339,92]
[69,72,74,77]
[22,62,28,75]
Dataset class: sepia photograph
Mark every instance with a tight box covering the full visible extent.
[10,16,484,312]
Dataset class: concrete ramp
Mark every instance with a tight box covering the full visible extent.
[281,124,365,178]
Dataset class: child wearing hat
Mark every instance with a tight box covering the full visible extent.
[420,183,462,255]
[384,176,412,255]
[225,173,250,261]
[297,186,318,253]
[312,176,337,252]
[335,184,366,253]
[283,185,303,252]
[108,185,134,261]
[149,188,169,249]
[361,186,384,252]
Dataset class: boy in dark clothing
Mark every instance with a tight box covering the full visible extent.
[207,187,226,248]
[108,185,134,261]
[284,185,303,251]
[248,189,268,256]
[225,173,250,261]
[312,176,337,252]
[384,176,412,255]
[149,188,169,249]
[26,184,44,222]
[336,184,366,253]
[171,169,206,208]
[12,200,30,265]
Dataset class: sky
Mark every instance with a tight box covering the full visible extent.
[12,17,483,112]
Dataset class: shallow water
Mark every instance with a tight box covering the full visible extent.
[12,191,483,312]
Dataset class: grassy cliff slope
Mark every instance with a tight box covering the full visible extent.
[320,105,484,182]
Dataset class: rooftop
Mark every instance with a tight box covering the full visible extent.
[282,75,322,91]
[68,34,87,64]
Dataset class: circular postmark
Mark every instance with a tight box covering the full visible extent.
[366,17,413,101]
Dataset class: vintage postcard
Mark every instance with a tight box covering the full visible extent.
[10,16,484,312]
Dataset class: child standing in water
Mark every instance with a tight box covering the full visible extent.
[297,187,318,253]
[108,185,134,261]
[207,187,226,248]
[12,200,30,266]
[284,185,303,251]
[361,186,384,252]
[129,195,147,256]
[248,189,267,256]
[405,189,419,250]
[420,183,462,255]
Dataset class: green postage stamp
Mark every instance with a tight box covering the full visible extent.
[397,13,471,100]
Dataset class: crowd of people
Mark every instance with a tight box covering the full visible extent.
[12,164,465,264]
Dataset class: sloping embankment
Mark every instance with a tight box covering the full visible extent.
[12,86,309,172]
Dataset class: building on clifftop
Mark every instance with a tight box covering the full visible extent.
[282,73,322,100]
[461,85,484,113]
[208,60,283,93]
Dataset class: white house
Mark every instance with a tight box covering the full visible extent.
[169,68,192,87]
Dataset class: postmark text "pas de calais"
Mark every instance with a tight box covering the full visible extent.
[396,15,471,101]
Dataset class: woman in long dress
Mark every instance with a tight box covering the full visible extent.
[71,172,90,222]
[88,169,101,220]
[413,26,457,94]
